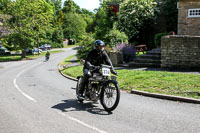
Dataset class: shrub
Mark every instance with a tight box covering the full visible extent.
[116,43,136,63]
[52,26,64,44]
[51,42,63,48]
[77,33,95,59]
[105,28,128,48]
[154,33,168,47]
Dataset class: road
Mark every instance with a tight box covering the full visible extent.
[0,47,200,133]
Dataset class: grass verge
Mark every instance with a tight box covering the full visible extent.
[61,65,200,99]
[60,55,79,66]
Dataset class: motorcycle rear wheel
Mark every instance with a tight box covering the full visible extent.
[100,80,120,112]
[76,76,84,102]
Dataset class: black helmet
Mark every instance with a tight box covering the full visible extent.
[94,40,105,51]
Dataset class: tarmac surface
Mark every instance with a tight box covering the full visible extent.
[0,56,199,104]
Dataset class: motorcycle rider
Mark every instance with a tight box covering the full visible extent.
[45,50,50,61]
[78,40,118,98]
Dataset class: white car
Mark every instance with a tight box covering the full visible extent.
[39,44,52,50]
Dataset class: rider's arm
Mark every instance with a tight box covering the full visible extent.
[103,51,114,70]
[84,51,95,69]
[103,51,118,75]
[85,61,94,68]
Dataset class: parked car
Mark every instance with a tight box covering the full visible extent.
[39,44,52,50]
[0,46,10,55]
[32,48,42,55]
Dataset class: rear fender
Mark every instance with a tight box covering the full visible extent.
[77,76,82,79]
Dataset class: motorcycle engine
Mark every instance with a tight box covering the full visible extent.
[89,82,99,101]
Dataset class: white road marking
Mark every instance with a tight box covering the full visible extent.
[58,112,108,133]
[13,62,42,102]
[13,54,64,102]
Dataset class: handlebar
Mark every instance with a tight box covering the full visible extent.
[101,64,112,69]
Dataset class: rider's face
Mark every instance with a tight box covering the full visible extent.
[97,46,104,51]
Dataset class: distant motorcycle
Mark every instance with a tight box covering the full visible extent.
[45,55,49,61]
[45,51,50,61]
[76,64,120,112]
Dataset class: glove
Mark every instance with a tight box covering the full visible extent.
[111,69,118,76]
[95,66,101,70]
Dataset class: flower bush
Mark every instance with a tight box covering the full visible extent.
[116,43,136,63]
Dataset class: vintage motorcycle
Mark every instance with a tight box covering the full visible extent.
[76,64,120,112]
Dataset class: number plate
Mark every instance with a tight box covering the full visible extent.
[102,68,111,76]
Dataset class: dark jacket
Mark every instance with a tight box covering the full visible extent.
[84,49,114,70]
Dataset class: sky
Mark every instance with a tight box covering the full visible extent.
[62,0,100,11]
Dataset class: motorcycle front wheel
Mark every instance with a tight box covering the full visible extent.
[100,80,120,112]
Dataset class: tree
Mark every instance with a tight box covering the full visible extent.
[80,8,95,33]
[56,10,64,26]
[161,0,178,32]
[93,2,114,41]
[46,0,62,14]
[62,12,86,42]
[118,0,157,40]
[52,25,63,44]
[0,0,11,11]
[7,0,54,58]
[77,33,95,59]
[62,0,81,13]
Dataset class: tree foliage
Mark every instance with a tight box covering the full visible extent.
[1,0,164,62]
[93,3,114,41]
[46,0,62,13]
[80,9,95,33]
[62,0,81,13]
[63,12,86,42]
[105,27,128,48]
[6,0,54,58]
[77,33,95,59]
[161,0,178,32]
[0,0,11,11]
[118,0,157,39]
[56,10,64,25]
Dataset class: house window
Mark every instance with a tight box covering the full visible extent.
[188,8,200,18]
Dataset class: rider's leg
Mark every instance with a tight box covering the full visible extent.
[79,69,91,96]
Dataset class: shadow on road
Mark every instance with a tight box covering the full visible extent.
[51,99,112,115]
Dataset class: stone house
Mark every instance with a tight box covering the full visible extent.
[178,0,200,35]
[161,0,200,69]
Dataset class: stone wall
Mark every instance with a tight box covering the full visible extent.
[109,52,123,66]
[178,0,200,36]
[161,35,200,69]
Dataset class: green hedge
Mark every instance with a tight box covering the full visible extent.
[154,33,168,47]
